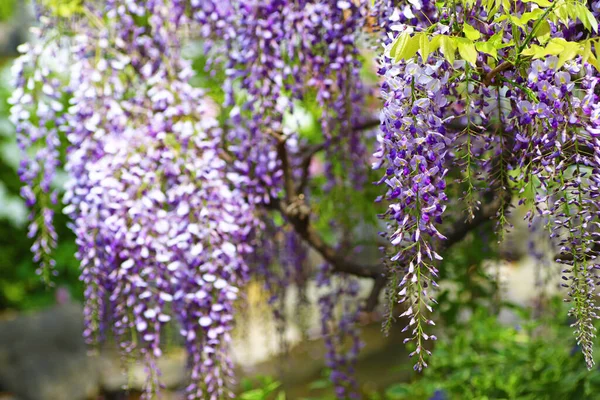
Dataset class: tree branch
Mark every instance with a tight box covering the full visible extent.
[482,61,513,86]
[258,120,511,311]
[297,117,380,193]
[270,184,508,311]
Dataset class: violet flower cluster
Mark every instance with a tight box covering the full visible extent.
[13,0,373,398]
[9,24,64,284]
[375,0,600,371]
[14,1,256,398]
[509,57,600,369]
[193,0,370,198]
[317,263,363,400]
[16,0,600,393]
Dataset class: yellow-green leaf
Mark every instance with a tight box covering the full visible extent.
[489,29,504,45]
[554,4,570,25]
[521,44,543,57]
[42,0,83,17]
[418,33,431,61]
[520,9,545,24]
[509,14,526,29]
[475,41,498,60]
[396,34,420,61]
[523,0,552,7]
[456,38,478,65]
[534,20,551,45]
[576,4,599,33]
[463,23,481,41]
[557,42,581,68]
[582,40,592,64]
[588,52,600,72]
[544,38,567,56]
[389,32,408,59]
[429,35,442,54]
[439,36,457,64]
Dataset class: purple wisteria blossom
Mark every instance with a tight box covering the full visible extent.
[9,26,64,283]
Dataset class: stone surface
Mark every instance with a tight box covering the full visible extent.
[0,303,189,399]
[98,349,187,393]
[0,303,99,400]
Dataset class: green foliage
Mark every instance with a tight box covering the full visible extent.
[385,302,600,400]
[42,0,83,18]
[0,0,17,22]
[435,225,502,326]
[0,63,82,310]
[388,0,599,69]
[238,376,286,400]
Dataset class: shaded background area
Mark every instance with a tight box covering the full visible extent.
[1,2,600,400]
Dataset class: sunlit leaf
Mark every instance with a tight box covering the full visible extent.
[456,38,478,65]
[522,0,552,7]
[463,23,481,41]
[534,20,551,45]
[439,35,457,64]
[419,33,431,61]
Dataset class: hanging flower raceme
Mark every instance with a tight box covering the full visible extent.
[193,0,371,200]
[9,20,65,283]
[507,56,600,368]
[298,1,370,189]
[375,0,600,371]
[317,263,363,400]
[375,55,453,370]
[14,1,256,398]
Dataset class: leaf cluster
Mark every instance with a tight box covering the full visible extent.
[385,301,600,400]
[389,0,599,69]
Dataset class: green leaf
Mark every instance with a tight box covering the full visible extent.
[534,20,551,45]
[543,38,568,56]
[520,8,545,24]
[429,35,442,54]
[522,0,552,7]
[0,0,16,21]
[389,32,406,59]
[475,41,497,60]
[240,389,263,400]
[396,34,420,61]
[391,32,419,62]
[456,38,478,65]
[554,4,570,25]
[385,383,412,399]
[582,39,592,64]
[419,33,431,61]
[475,29,503,60]
[439,35,457,64]
[42,0,83,17]
[557,41,581,68]
[489,29,504,46]
[463,23,481,41]
[521,44,544,57]
[308,379,331,390]
[582,39,600,71]
[576,3,599,33]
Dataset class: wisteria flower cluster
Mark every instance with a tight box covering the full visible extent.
[12,0,372,398]
[12,0,600,397]
[375,0,600,371]
[14,1,256,398]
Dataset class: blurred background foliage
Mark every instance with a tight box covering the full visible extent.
[240,301,600,400]
[0,1,600,399]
